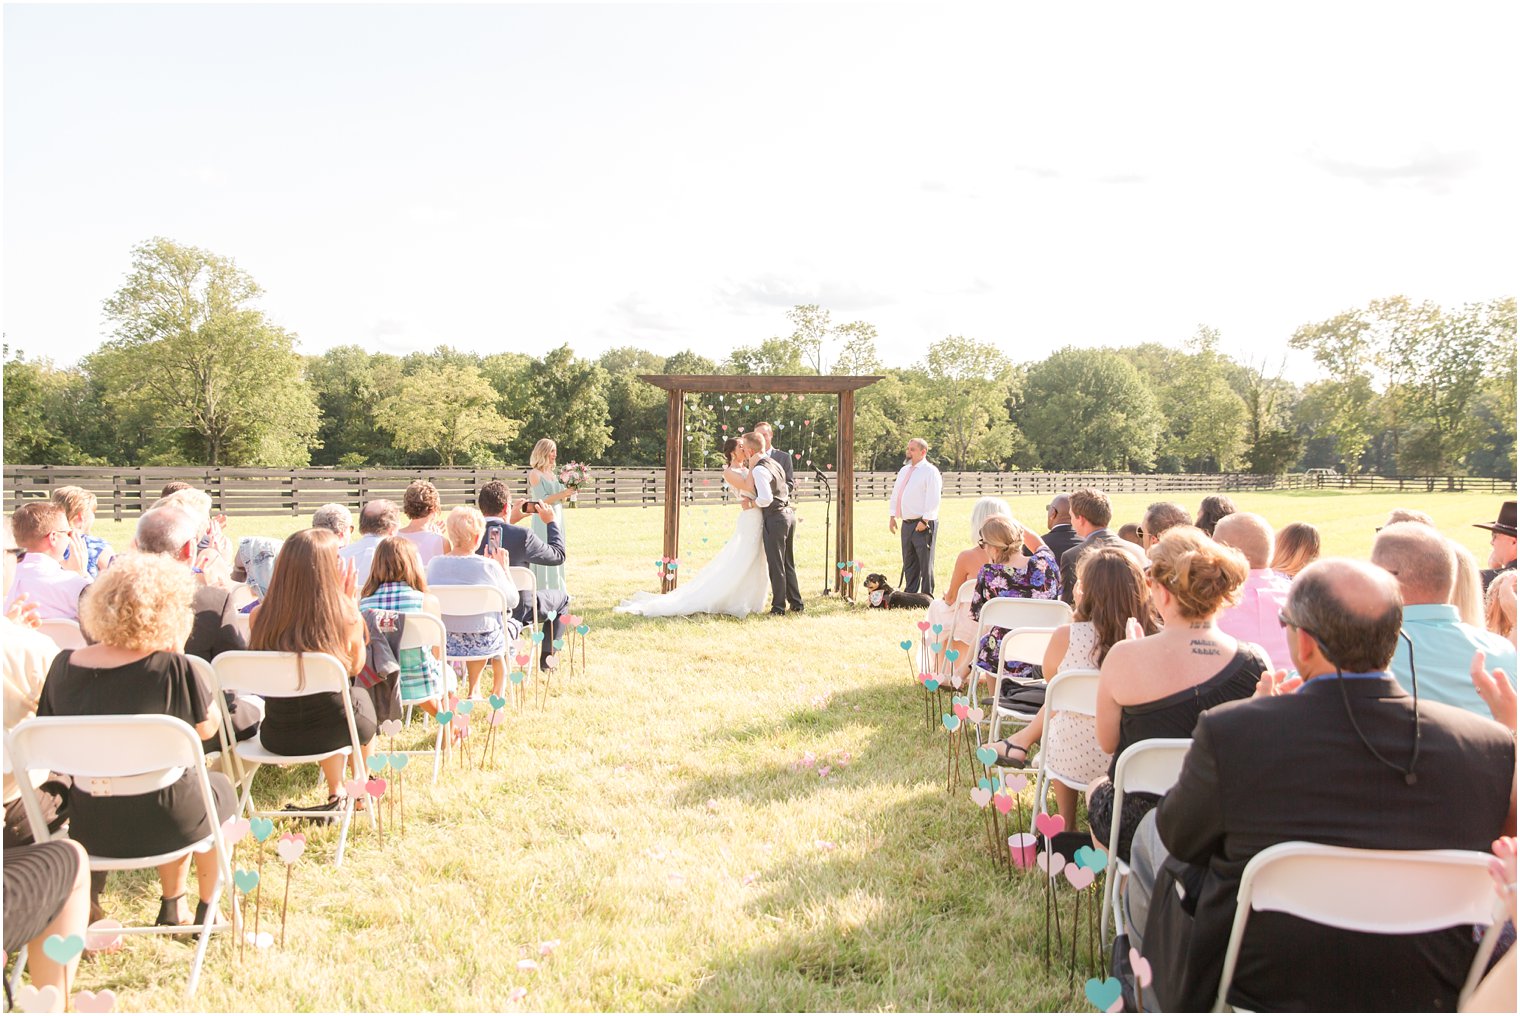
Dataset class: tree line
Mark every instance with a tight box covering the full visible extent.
[5,238,1515,478]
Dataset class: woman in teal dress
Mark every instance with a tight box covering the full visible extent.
[527,438,573,598]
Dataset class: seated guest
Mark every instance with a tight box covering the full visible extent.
[953,515,1060,688]
[159,481,195,498]
[3,518,64,848]
[1373,522,1517,716]
[231,536,279,611]
[358,537,450,710]
[1088,526,1264,860]
[1382,506,1436,529]
[3,836,90,1007]
[927,497,1013,676]
[398,480,447,566]
[427,507,520,698]
[1139,501,1190,551]
[4,503,91,621]
[1193,494,1237,536]
[1486,571,1517,646]
[1059,488,1145,606]
[36,554,237,928]
[249,529,375,814]
[1213,512,1293,670]
[148,488,232,587]
[1450,538,1487,627]
[1464,836,1517,1013]
[339,499,401,588]
[133,506,260,751]
[984,549,1159,827]
[1477,500,1517,591]
[1269,520,1319,578]
[1137,559,1515,1012]
[1117,523,1143,547]
[1041,493,1080,563]
[50,486,113,577]
[476,481,567,670]
[310,503,353,548]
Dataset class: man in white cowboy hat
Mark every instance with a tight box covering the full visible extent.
[1476,499,1517,591]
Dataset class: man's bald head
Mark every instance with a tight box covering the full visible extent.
[1371,522,1456,605]
[135,506,200,562]
[1214,512,1274,569]
[1288,558,1405,674]
[1047,493,1071,524]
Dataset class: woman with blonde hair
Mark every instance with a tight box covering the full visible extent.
[1449,539,1487,628]
[1087,526,1266,859]
[249,529,375,814]
[1485,571,1517,646]
[425,507,520,698]
[37,554,235,928]
[949,514,1060,687]
[526,438,573,596]
[925,497,1013,673]
[1270,521,1320,578]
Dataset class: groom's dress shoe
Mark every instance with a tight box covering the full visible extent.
[789,604,805,614]
[769,609,787,617]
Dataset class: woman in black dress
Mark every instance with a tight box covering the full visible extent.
[249,528,374,812]
[37,553,236,928]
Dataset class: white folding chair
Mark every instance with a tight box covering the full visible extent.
[37,618,87,650]
[1099,737,1193,944]
[211,651,369,867]
[985,626,1059,741]
[6,715,236,999]
[395,612,448,783]
[507,565,543,684]
[431,584,516,696]
[227,584,256,644]
[1022,669,1102,828]
[185,654,245,790]
[1212,842,1503,1012]
[968,598,1070,685]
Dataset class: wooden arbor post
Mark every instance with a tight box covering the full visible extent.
[637,374,882,595]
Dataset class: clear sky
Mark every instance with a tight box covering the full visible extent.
[4,2,1516,379]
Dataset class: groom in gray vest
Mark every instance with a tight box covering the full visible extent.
[743,432,804,615]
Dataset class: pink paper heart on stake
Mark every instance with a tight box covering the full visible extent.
[1034,812,1066,839]
[366,778,388,798]
[16,986,61,1013]
[1003,773,1029,794]
[221,816,251,844]
[538,939,560,956]
[969,787,992,808]
[952,703,969,719]
[916,621,930,632]
[343,779,368,800]
[276,837,306,864]
[1035,850,1053,873]
[966,707,984,724]
[72,990,116,1013]
[490,710,506,726]
[1064,861,1096,890]
[516,655,530,667]
[993,793,1013,815]
[1130,948,1153,987]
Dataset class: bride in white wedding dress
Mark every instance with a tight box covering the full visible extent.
[616,438,770,619]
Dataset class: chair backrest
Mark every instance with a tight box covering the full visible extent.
[977,597,1072,632]
[1043,668,1102,719]
[7,713,203,779]
[1112,736,1193,797]
[1214,842,1501,1011]
[38,618,87,650]
[507,566,536,595]
[211,651,350,699]
[998,626,1057,669]
[429,584,511,622]
[398,612,447,655]
[227,583,258,612]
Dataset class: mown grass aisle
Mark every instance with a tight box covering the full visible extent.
[82,491,1498,1011]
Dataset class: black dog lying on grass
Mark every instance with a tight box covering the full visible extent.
[863,573,934,609]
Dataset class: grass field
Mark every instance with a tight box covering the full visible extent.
[70,490,1504,1012]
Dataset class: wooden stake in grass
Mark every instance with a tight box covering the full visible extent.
[1069,885,1080,984]
[253,840,265,944]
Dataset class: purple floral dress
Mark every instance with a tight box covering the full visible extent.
[971,548,1061,677]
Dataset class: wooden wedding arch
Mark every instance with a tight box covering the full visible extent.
[638,374,881,594]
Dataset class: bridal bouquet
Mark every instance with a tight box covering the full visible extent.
[559,461,590,505]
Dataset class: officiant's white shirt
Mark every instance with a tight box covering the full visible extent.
[890,459,942,521]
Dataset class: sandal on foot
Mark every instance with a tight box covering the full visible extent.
[987,739,1030,768]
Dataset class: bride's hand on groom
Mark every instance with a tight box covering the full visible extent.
[740,497,755,509]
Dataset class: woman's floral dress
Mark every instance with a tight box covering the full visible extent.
[970,548,1061,677]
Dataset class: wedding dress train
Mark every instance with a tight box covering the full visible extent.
[616,498,769,619]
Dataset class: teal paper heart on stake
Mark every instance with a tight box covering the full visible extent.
[1084,977,1122,1012]
[930,642,943,654]
[509,671,525,685]
[977,777,992,791]
[390,754,410,771]
[436,710,454,726]
[488,694,508,710]
[945,649,961,663]
[250,818,275,843]
[942,714,961,732]
[366,756,388,774]
[457,700,475,714]
[577,624,589,635]
[932,624,943,635]
[976,746,998,766]
[552,638,566,650]
[42,934,84,964]
[924,679,940,692]
[234,869,261,893]
[899,640,913,651]
[531,631,544,643]
[1075,845,1110,872]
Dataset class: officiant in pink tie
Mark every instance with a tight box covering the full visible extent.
[888,438,942,596]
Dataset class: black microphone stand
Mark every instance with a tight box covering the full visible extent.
[814,467,833,596]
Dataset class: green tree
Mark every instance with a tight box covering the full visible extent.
[1022,347,1164,470]
[94,237,319,466]
[305,347,402,466]
[1397,298,1515,473]
[600,347,667,466]
[1125,330,1247,472]
[918,336,1023,471]
[375,363,515,466]
[1,349,104,464]
[508,345,613,464]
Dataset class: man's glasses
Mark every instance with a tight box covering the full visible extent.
[1136,527,1146,538]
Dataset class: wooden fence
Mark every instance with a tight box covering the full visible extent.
[1,465,1512,520]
